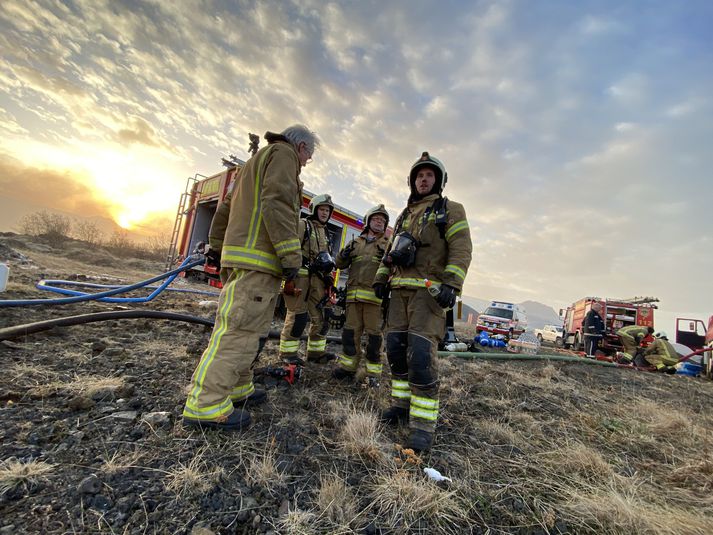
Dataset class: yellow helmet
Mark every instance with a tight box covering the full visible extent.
[308,193,334,218]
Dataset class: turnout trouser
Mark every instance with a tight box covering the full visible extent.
[385,288,445,433]
[280,274,329,361]
[337,302,384,377]
[618,332,638,358]
[184,269,280,421]
[584,334,602,356]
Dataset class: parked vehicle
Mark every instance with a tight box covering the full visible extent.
[534,324,564,347]
[561,296,657,353]
[475,301,528,339]
[675,315,713,378]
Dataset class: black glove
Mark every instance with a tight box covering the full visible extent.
[373,282,388,300]
[282,266,300,282]
[435,284,457,309]
[339,241,355,259]
[323,274,335,288]
[205,248,221,270]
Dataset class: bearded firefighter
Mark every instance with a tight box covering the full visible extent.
[278,194,338,364]
[373,152,472,452]
[183,125,318,431]
[332,204,391,386]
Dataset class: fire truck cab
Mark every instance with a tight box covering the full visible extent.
[562,296,657,353]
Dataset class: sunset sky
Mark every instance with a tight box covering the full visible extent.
[1,0,711,332]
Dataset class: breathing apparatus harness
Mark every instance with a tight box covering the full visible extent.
[387,196,450,268]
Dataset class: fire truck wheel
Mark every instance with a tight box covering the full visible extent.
[555,336,563,348]
[573,333,580,351]
[537,333,543,343]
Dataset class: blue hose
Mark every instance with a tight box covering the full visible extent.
[0,256,210,307]
[37,279,219,297]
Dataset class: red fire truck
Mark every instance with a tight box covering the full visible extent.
[165,161,369,287]
[561,296,658,353]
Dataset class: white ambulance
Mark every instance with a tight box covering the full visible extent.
[475,301,528,339]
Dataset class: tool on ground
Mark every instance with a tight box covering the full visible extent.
[255,364,302,385]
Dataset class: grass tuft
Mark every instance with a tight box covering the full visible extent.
[315,474,357,527]
[0,457,54,496]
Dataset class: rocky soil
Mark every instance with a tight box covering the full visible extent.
[2,234,713,534]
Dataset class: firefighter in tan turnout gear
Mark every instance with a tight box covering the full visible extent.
[332,205,390,385]
[279,194,338,364]
[616,324,654,363]
[183,125,319,431]
[644,331,680,372]
[373,152,472,452]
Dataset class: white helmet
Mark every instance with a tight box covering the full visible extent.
[308,193,334,219]
[654,331,668,339]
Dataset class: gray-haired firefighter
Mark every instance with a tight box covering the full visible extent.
[332,204,391,386]
[616,325,654,363]
[644,331,679,373]
[183,125,319,431]
[372,152,472,452]
[279,194,338,364]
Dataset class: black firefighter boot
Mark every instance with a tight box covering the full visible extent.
[406,429,434,453]
[332,367,355,382]
[380,406,409,425]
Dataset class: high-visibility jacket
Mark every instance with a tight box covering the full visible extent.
[374,194,472,291]
[336,232,389,305]
[208,136,303,276]
[644,338,679,365]
[297,218,329,276]
[616,325,649,338]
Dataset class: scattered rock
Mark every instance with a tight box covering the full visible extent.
[77,475,101,495]
[109,411,137,421]
[252,514,261,528]
[191,524,215,535]
[141,411,171,426]
[1,340,23,350]
[91,494,112,512]
[278,498,289,516]
[91,340,108,355]
[68,396,95,411]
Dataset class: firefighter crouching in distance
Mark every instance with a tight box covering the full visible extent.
[279,194,339,365]
[182,125,319,431]
[616,325,655,364]
[643,331,680,373]
[372,152,472,452]
[332,204,391,386]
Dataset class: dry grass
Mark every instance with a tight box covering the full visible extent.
[543,441,615,482]
[315,474,357,527]
[27,374,125,398]
[276,508,317,535]
[164,448,224,497]
[100,449,144,475]
[337,408,387,462]
[0,457,54,496]
[245,444,285,491]
[368,469,470,531]
[477,419,524,447]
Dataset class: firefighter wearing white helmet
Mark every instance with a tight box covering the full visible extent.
[279,193,338,364]
[372,152,472,452]
[183,125,318,431]
[332,204,391,386]
[644,331,679,372]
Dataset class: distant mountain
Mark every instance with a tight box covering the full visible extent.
[460,296,561,330]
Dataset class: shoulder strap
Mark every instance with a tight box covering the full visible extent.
[431,197,449,240]
[301,218,312,246]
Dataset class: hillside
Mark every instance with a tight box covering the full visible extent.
[1,235,713,534]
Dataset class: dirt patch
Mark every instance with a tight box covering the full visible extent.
[2,236,713,534]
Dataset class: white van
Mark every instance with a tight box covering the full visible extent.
[476,301,528,339]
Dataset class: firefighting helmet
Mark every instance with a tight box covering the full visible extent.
[308,194,334,219]
[311,251,336,274]
[408,151,448,195]
[364,204,389,229]
[654,331,668,339]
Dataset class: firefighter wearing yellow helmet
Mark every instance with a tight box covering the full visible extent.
[279,193,338,364]
[332,204,391,385]
[183,125,318,431]
[373,152,472,452]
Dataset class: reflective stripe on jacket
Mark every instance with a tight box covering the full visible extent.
[336,233,389,304]
[210,140,303,276]
[373,194,472,291]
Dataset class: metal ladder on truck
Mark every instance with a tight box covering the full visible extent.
[164,176,199,271]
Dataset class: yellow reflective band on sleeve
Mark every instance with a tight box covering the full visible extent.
[354,288,382,305]
[338,353,356,370]
[279,339,300,353]
[298,268,309,276]
[274,238,301,255]
[222,245,282,275]
[366,361,382,374]
[444,264,466,282]
[391,277,441,288]
[353,255,364,263]
[445,220,469,241]
[376,267,391,277]
[371,256,381,263]
[229,382,256,401]
[307,338,327,351]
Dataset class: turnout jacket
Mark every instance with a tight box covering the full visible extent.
[644,338,679,361]
[617,325,649,338]
[336,232,389,305]
[298,218,330,277]
[583,310,606,336]
[373,193,472,291]
[208,137,303,276]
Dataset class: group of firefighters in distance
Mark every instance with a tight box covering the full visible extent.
[583,303,681,372]
[182,124,472,452]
